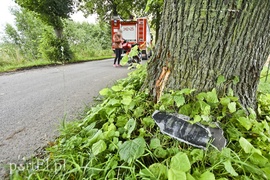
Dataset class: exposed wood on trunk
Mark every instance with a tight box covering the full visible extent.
[155,66,171,102]
[144,0,270,110]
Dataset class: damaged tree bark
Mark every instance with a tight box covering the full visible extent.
[144,0,270,109]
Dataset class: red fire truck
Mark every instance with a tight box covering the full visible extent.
[111,17,152,60]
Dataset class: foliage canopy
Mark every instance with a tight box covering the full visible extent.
[15,0,74,29]
[78,0,147,21]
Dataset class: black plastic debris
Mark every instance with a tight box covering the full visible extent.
[152,110,226,151]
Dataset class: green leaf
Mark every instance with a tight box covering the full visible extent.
[116,116,128,127]
[121,96,132,105]
[193,115,201,123]
[228,88,234,96]
[134,106,144,118]
[206,89,219,103]
[139,128,146,137]
[81,122,96,132]
[190,149,204,163]
[122,90,135,97]
[199,171,215,180]
[223,160,238,176]
[187,173,196,180]
[233,76,239,85]
[229,96,239,102]
[170,152,191,172]
[199,101,211,115]
[239,137,254,154]
[248,108,257,120]
[128,100,136,110]
[168,169,186,180]
[82,129,103,148]
[142,117,155,128]
[220,147,231,159]
[120,54,129,66]
[228,102,236,113]
[179,104,192,115]
[237,117,252,130]
[220,97,231,106]
[129,45,139,57]
[107,98,120,106]
[250,153,268,167]
[174,95,185,107]
[160,93,174,106]
[150,138,161,149]
[109,137,119,151]
[105,107,117,117]
[154,147,167,158]
[99,88,110,96]
[103,124,117,139]
[139,169,155,179]
[201,115,211,122]
[92,140,107,155]
[149,163,168,179]
[196,92,207,101]
[180,88,196,95]
[124,118,136,138]
[119,137,146,164]
[111,85,123,92]
[262,167,270,179]
[217,75,226,85]
[262,120,270,131]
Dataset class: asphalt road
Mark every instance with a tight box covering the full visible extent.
[0,59,130,177]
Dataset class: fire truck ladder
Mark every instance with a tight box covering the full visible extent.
[137,19,148,60]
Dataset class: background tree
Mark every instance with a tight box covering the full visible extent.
[15,0,74,38]
[78,0,163,42]
[144,0,270,110]
[3,24,21,46]
[145,0,163,42]
[78,0,146,21]
[0,7,53,66]
[15,0,75,62]
[64,20,111,59]
[3,8,51,60]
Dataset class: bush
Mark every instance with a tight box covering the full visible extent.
[39,31,73,63]
[11,65,270,180]
[0,43,25,66]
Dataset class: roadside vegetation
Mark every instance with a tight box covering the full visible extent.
[259,65,270,94]
[9,64,270,180]
[2,1,270,179]
[0,8,113,73]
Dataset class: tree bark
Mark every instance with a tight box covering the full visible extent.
[144,0,270,110]
[155,9,161,43]
[54,27,63,39]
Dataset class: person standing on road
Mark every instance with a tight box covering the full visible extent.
[113,29,123,67]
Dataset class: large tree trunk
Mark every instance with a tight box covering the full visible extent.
[144,0,270,109]
[155,9,162,43]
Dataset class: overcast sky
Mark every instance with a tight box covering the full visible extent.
[0,0,17,28]
[0,0,97,38]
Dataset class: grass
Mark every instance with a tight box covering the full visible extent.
[0,59,52,73]
[0,55,114,73]
[0,44,114,73]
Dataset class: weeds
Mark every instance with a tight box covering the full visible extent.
[0,43,113,73]
[10,65,270,180]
